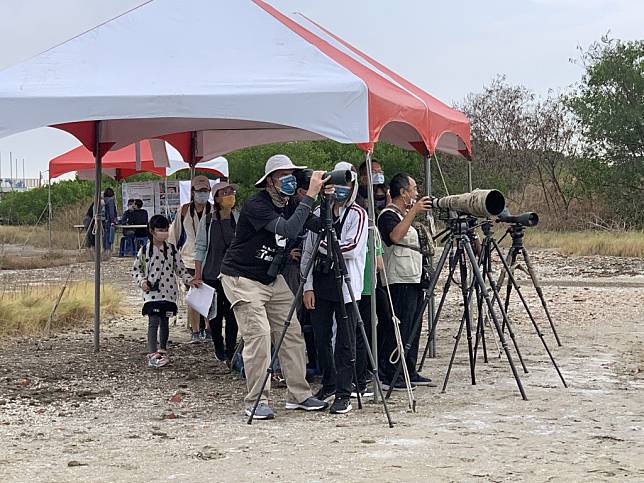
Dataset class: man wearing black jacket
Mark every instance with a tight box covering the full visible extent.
[220,155,329,420]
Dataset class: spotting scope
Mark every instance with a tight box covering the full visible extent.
[497,209,539,227]
[432,189,506,218]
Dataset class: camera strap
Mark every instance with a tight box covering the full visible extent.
[379,206,423,254]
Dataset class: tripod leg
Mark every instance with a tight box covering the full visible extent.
[485,267,529,374]
[441,293,467,392]
[521,248,563,346]
[473,244,488,364]
[246,233,323,424]
[458,245,477,386]
[327,224,394,427]
[492,241,567,387]
[463,238,528,400]
[501,248,518,334]
[417,239,456,373]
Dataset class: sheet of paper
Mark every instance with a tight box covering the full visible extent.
[185,282,216,319]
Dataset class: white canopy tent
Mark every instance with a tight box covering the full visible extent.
[0,0,471,353]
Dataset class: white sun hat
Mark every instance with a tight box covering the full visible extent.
[255,154,307,187]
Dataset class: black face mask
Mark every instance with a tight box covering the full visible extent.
[358,185,368,199]
[375,196,387,210]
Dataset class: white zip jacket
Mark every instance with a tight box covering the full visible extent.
[301,202,368,303]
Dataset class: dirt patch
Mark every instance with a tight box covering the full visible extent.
[0,251,643,481]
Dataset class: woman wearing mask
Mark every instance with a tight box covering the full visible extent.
[169,175,213,343]
[193,182,239,363]
[103,187,118,253]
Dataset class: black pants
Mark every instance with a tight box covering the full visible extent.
[310,297,357,398]
[206,278,238,359]
[148,314,169,353]
[282,262,317,370]
[379,283,423,383]
[356,285,393,390]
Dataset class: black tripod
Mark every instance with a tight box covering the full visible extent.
[498,224,563,346]
[386,215,527,401]
[477,221,567,387]
[248,196,394,427]
[441,220,530,394]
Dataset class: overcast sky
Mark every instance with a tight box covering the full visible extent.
[0,0,642,179]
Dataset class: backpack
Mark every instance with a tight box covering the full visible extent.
[176,203,213,250]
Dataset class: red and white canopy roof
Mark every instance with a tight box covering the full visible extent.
[0,0,471,158]
[49,141,228,180]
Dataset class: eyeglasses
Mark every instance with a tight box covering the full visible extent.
[218,188,236,196]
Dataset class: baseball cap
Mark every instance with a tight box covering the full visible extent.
[191,175,210,191]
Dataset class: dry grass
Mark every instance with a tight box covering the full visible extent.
[0,251,77,270]
[523,230,644,258]
[0,199,90,250]
[0,224,81,251]
[0,282,121,337]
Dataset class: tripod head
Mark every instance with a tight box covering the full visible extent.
[480,219,494,238]
[507,223,527,249]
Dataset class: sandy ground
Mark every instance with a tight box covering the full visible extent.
[1,249,643,482]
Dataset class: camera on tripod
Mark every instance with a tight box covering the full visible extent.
[432,189,506,219]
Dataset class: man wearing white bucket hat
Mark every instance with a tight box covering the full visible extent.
[220,154,329,420]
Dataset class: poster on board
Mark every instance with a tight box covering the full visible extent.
[121,182,155,219]
[156,181,181,221]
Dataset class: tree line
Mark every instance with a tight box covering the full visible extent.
[1,36,641,229]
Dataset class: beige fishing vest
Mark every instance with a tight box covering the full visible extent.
[379,206,423,285]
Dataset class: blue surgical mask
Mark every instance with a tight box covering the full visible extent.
[335,186,352,203]
[278,175,297,196]
[372,172,385,185]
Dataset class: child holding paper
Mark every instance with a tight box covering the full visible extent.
[132,215,200,368]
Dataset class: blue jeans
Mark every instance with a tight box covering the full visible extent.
[102,223,115,250]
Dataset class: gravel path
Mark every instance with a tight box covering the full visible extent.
[1,250,643,482]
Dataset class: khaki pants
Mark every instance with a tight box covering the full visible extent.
[221,274,312,405]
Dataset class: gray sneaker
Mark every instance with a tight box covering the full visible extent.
[285,396,329,411]
[245,402,275,420]
[189,332,200,344]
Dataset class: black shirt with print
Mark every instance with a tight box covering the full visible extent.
[220,190,287,285]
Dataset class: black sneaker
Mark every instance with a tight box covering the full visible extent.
[214,347,227,362]
[410,373,437,387]
[329,397,352,414]
[350,387,375,398]
[382,380,416,392]
[314,386,336,402]
[285,396,329,411]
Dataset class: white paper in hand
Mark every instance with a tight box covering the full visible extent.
[185,283,217,319]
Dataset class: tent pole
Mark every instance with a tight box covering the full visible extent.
[424,154,436,359]
[364,151,379,401]
[164,176,169,215]
[467,160,473,192]
[94,121,102,353]
[190,131,197,178]
[48,178,52,251]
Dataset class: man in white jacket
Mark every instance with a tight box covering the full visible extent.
[302,162,368,414]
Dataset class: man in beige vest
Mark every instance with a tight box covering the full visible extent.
[377,172,434,391]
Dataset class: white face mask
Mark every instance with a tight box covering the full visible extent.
[372,172,385,185]
[193,192,209,205]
